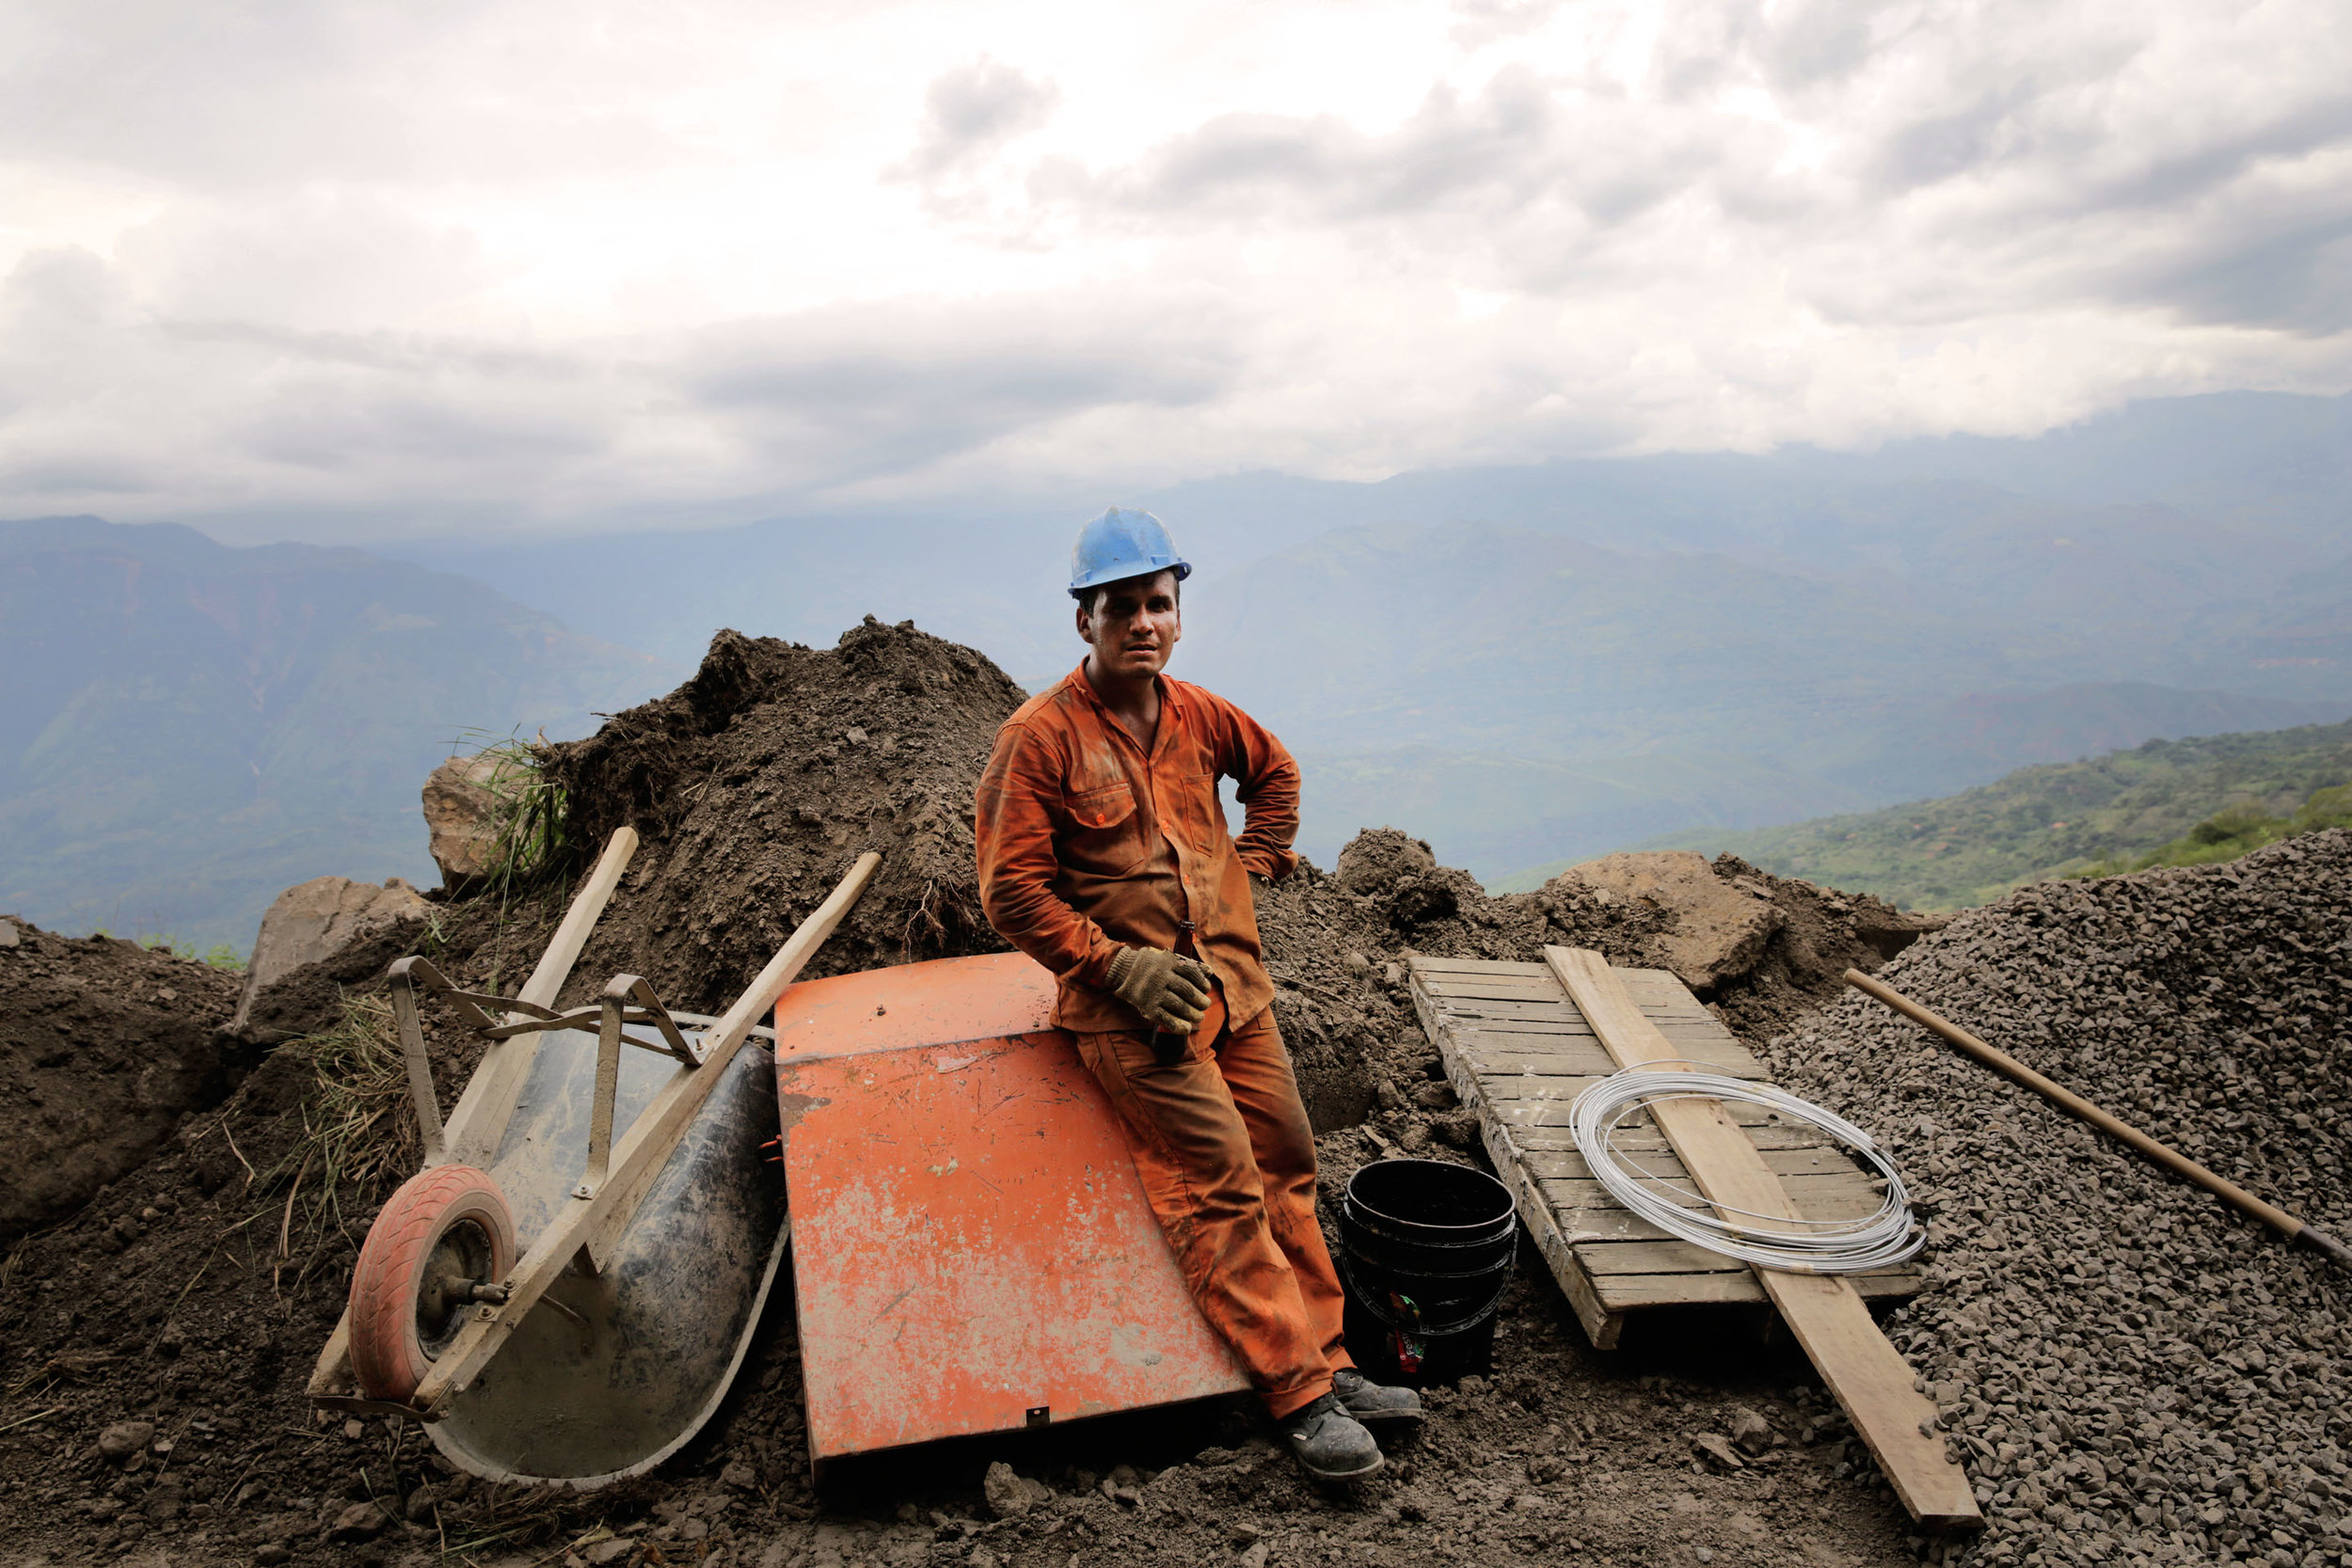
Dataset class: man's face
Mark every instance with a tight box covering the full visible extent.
[1077,570,1182,682]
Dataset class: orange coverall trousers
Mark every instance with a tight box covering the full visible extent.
[1071,986,1354,1419]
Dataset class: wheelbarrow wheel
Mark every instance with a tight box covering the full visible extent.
[349,1164,516,1402]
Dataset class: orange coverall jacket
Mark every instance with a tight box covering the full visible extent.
[974,664,1300,1032]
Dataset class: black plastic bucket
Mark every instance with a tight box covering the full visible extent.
[1336,1159,1517,1385]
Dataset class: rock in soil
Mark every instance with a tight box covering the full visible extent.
[230,874,431,1032]
[327,1499,389,1540]
[421,752,503,887]
[981,1460,1047,1519]
[95,1420,154,1462]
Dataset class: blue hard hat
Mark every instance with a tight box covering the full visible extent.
[1069,507,1191,599]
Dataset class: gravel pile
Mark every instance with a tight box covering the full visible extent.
[1764,830,2352,1568]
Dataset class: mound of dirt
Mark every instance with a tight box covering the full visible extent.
[0,625,1977,1567]
[1763,831,2352,1566]
[0,918,246,1238]
[548,620,1025,1012]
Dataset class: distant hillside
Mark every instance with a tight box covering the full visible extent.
[0,517,679,950]
[2076,786,2352,877]
[390,393,2352,880]
[1491,718,2352,907]
[1171,521,2341,875]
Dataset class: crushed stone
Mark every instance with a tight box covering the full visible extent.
[1764,830,2352,1567]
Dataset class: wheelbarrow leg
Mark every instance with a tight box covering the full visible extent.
[389,965,448,1165]
[581,990,626,1200]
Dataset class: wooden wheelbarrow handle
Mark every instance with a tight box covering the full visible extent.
[1845,969,2352,1271]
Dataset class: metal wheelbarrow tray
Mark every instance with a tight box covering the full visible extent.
[307,832,880,1488]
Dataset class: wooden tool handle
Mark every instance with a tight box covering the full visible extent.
[2301,1225,2352,1268]
[1843,969,2306,1240]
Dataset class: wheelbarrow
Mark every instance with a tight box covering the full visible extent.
[306,830,879,1487]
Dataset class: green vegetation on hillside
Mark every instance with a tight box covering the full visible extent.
[1495,718,2352,909]
[2075,784,2352,876]
[103,931,246,970]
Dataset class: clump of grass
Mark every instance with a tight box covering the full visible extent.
[302,992,423,1196]
[134,933,247,971]
[254,994,426,1291]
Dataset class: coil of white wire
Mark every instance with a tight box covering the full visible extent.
[1568,1067,1925,1275]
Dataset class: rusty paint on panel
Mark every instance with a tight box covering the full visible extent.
[774,952,1248,1461]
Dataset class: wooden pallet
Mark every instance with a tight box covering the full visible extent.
[1406,954,1924,1351]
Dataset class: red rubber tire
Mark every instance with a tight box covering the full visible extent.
[348,1164,516,1402]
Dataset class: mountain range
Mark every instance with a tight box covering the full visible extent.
[0,518,676,948]
[6,389,2348,945]
[385,390,2352,874]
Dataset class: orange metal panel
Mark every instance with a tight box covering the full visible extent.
[773,952,1248,1461]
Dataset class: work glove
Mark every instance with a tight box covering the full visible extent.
[1106,945,1213,1037]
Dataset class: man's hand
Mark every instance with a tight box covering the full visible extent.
[1106,946,1213,1035]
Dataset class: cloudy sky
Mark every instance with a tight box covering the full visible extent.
[3,0,2348,543]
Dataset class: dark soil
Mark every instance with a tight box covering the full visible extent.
[0,919,246,1238]
[0,623,1989,1568]
[547,620,1025,1015]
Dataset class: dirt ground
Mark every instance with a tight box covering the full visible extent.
[0,923,246,1239]
[0,622,2078,1568]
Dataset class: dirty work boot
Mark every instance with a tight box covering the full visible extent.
[1332,1367,1423,1428]
[1281,1394,1383,1481]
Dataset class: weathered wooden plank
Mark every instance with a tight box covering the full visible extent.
[1486,1093,1793,1128]
[1426,996,1586,1022]
[1409,957,1549,975]
[1437,1022,1598,1044]
[1440,1016,1760,1053]
[1543,1123,1836,1156]
[1546,946,1975,1533]
[1470,1047,1770,1081]
[1518,1136,1827,1170]
[1577,1238,1756,1275]
[1550,1178,1878,1236]
[1595,1269,1921,1310]
[1419,974,1574,1000]
[1521,1141,1842,1183]
[1528,1145,1881,1180]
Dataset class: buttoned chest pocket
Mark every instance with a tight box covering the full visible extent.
[1168,768,1228,855]
[1061,779,1146,877]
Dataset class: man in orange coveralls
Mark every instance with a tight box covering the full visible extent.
[974,507,1421,1481]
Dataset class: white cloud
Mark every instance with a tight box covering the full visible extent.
[0,0,2345,541]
